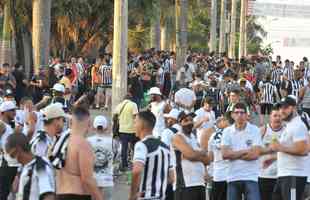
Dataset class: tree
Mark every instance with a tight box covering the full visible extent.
[0,0,12,66]
[209,0,217,53]
[176,0,188,69]
[228,0,237,59]
[32,0,51,74]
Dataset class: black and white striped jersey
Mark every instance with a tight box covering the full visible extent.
[283,66,293,80]
[271,67,283,85]
[259,81,278,104]
[283,79,303,100]
[133,136,172,200]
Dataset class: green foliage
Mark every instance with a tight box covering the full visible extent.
[188,5,210,52]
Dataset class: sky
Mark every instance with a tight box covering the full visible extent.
[255,0,310,62]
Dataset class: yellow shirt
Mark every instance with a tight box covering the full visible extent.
[114,100,138,133]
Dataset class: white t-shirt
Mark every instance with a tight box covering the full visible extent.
[221,123,262,182]
[17,158,55,200]
[172,133,205,188]
[1,122,20,167]
[150,101,166,138]
[161,124,182,147]
[259,124,284,179]
[194,108,216,144]
[87,134,114,187]
[208,128,228,182]
[277,116,309,177]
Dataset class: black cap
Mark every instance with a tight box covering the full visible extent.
[177,111,196,122]
[280,96,297,107]
[4,89,13,97]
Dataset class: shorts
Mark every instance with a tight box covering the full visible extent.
[56,194,92,200]
[260,103,273,115]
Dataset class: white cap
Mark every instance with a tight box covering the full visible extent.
[93,115,108,129]
[148,87,162,96]
[163,109,180,120]
[42,103,66,120]
[53,83,65,93]
[174,88,196,107]
[0,101,16,112]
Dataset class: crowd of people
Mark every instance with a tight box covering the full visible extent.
[0,48,310,200]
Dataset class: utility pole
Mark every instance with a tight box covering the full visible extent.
[229,0,237,59]
[239,0,247,59]
[32,0,51,74]
[112,0,128,112]
[210,0,217,53]
[219,0,227,55]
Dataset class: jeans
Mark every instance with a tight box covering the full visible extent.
[119,133,139,168]
[227,181,260,200]
[272,176,307,200]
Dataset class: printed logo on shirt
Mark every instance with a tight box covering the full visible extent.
[246,139,253,147]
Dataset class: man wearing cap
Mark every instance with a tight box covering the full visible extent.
[30,103,66,157]
[87,115,113,200]
[172,111,209,200]
[0,101,19,200]
[270,96,309,200]
[148,87,166,138]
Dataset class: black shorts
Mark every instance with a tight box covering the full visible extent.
[174,186,206,200]
[211,181,227,200]
[260,103,273,115]
[259,177,276,200]
[56,194,91,200]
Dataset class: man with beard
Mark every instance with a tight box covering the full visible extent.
[0,101,19,200]
[270,96,309,200]
[258,105,284,200]
[30,103,66,157]
[221,102,262,200]
[172,111,209,200]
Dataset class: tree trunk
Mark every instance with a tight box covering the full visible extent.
[219,0,227,55]
[112,0,128,112]
[0,0,13,66]
[23,31,33,78]
[150,4,161,51]
[239,0,247,59]
[176,0,188,69]
[228,0,237,59]
[32,0,52,74]
[209,0,217,53]
[160,21,167,50]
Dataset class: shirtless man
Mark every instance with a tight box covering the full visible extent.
[56,106,103,200]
